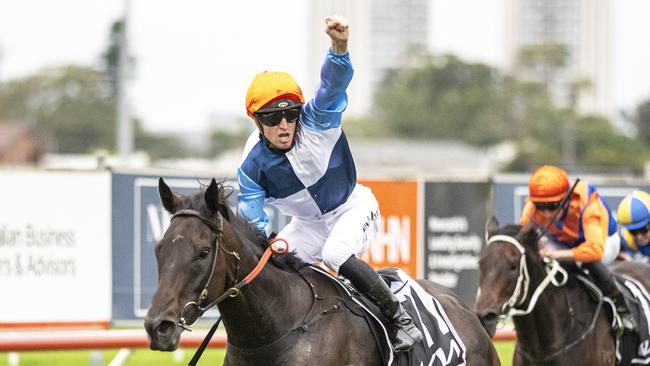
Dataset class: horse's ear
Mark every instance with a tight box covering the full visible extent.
[204,178,220,214]
[485,216,499,238]
[516,221,537,247]
[158,178,180,213]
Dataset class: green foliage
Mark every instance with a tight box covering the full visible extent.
[342,116,393,139]
[373,54,510,146]
[576,115,648,172]
[632,98,650,146]
[516,43,569,70]
[373,50,650,173]
[0,66,116,153]
[132,119,192,160]
[206,119,252,158]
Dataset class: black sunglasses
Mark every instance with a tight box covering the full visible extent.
[533,201,562,211]
[629,225,650,236]
[255,107,301,127]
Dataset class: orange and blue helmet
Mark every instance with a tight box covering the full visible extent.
[617,191,650,230]
[245,71,305,118]
[528,165,570,202]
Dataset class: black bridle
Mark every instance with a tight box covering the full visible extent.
[170,208,290,331]
[170,209,240,330]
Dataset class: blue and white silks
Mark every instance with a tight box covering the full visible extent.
[237,49,357,232]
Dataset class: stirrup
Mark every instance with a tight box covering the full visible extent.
[391,312,423,353]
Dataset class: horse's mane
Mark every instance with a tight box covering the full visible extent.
[190,182,307,273]
[492,223,541,250]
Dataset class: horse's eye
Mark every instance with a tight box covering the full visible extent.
[199,247,211,259]
[510,263,518,271]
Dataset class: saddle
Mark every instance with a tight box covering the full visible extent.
[309,265,467,366]
[577,272,650,365]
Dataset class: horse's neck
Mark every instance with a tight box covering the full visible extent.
[217,235,313,349]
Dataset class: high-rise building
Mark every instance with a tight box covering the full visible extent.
[307,0,429,117]
[505,0,611,116]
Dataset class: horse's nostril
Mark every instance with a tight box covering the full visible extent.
[157,320,176,336]
[481,312,498,323]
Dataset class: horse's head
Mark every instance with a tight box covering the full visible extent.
[144,178,232,351]
[474,216,541,337]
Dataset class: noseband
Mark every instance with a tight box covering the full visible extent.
[486,234,568,317]
[169,208,288,330]
[170,209,230,329]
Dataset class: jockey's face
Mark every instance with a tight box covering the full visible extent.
[258,117,297,150]
[630,225,650,246]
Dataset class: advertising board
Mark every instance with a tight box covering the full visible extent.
[0,170,111,327]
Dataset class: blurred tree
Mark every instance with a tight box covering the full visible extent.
[101,19,190,160]
[576,115,648,171]
[631,98,650,145]
[132,118,192,159]
[372,50,648,173]
[515,43,568,84]
[0,66,115,153]
[205,116,259,158]
[101,20,136,96]
[506,111,649,173]
[373,54,511,146]
[208,130,246,158]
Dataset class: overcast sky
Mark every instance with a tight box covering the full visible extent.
[1,0,649,133]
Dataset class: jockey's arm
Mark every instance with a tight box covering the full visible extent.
[237,168,269,233]
[571,202,606,263]
[300,50,353,132]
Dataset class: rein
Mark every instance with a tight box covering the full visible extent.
[487,233,605,363]
[170,209,289,330]
[486,235,568,317]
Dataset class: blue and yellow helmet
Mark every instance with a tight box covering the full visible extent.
[617,190,650,230]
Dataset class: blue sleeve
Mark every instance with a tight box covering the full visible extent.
[237,168,268,233]
[301,49,354,131]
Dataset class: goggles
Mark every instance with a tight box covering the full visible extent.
[533,201,562,211]
[629,225,650,236]
[255,107,301,127]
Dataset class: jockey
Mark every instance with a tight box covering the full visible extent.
[617,190,650,261]
[519,165,635,330]
[237,15,422,352]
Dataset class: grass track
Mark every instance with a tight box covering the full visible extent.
[1,341,514,365]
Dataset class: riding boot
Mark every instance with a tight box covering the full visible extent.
[338,256,424,353]
[584,262,636,332]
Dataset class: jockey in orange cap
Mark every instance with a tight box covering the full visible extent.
[520,165,635,331]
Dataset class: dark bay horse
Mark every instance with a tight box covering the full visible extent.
[475,217,650,365]
[144,178,500,365]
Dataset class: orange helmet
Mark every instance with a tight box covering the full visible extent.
[245,71,305,117]
[528,165,569,202]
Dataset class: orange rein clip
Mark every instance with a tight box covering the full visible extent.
[241,238,289,285]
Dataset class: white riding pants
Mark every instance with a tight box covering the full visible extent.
[278,184,380,272]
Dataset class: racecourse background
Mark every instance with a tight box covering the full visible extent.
[2,167,648,329]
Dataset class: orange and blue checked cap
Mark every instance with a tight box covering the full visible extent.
[528,165,570,203]
[617,190,650,230]
[245,71,304,117]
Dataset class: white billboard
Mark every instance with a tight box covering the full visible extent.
[0,170,111,327]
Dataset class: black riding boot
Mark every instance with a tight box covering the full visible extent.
[584,262,636,331]
[338,256,423,352]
